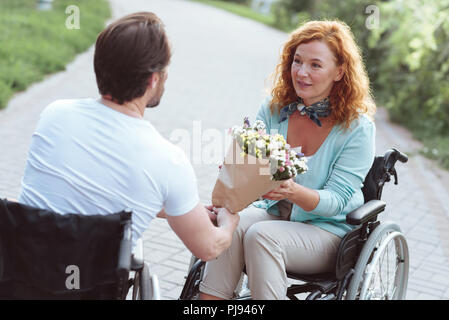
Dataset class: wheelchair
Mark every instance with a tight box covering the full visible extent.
[0,200,160,300]
[180,148,410,300]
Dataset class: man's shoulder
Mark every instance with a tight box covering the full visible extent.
[155,138,191,166]
[46,98,91,108]
[42,98,94,116]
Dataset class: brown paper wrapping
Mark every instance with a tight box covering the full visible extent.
[212,140,282,213]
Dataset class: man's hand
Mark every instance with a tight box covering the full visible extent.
[215,207,239,233]
[166,203,240,261]
[205,204,217,223]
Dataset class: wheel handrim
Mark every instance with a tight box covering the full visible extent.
[359,231,408,300]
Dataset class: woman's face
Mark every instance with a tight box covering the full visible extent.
[291,40,343,106]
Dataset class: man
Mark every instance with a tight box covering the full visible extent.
[18,12,239,261]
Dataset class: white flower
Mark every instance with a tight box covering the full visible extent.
[252,120,266,131]
[230,117,308,180]
[255,139,265,149]
[289,150,297,158]
[267,142,277,151]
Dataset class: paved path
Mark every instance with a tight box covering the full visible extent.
[1,0,449,300]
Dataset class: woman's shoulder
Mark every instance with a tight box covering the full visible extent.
[257,96,272,114]
[354,114,375,136]
[331,113,375,146]
[339,112,375,132]
[256,96,279,124]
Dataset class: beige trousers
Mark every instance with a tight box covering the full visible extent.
[199,203,341,299]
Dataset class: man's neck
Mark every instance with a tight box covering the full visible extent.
[100,96,144,119]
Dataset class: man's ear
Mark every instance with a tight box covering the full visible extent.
[148,72,159,89]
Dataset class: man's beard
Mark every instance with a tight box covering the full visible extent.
[146,83,164,108]
[146,99,160,109]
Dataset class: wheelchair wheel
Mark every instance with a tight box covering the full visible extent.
[179,257,205,300]
[346,221,409,300]
[180,255,251,300]
[132,262,153,300]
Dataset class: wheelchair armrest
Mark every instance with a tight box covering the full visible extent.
[346,200,386,226]
[117,221,132,274]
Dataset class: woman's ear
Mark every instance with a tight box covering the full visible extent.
[334,64,345,82]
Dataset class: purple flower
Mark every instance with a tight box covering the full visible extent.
[243,117,250,128]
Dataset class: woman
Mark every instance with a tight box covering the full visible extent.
[200,20,376,300]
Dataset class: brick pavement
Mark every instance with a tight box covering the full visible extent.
[1,0,449,299]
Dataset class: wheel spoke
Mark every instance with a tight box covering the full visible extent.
[346,223,409,301]
[358,231,408,300]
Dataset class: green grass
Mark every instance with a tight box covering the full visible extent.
[0,0,111,109]
[191,0,277,29]
[419,136,449,171]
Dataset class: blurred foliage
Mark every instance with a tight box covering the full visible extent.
[193,0,276,27]
[367,0,449,140]
[420,136,449,169]
[218,0,251,4]
[0,0,110,109]
[206,0,449,168]
[271,0,313,31]
[269,0,449,169]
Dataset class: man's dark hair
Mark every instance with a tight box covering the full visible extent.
[94,12,171,104]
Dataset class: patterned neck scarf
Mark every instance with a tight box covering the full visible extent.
[279,97,331,127]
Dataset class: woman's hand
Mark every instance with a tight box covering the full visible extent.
[262,179,298,201]
[263,179,320,212]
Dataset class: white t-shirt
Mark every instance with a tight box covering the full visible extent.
[19,98,200,248]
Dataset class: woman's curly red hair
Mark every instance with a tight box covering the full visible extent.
[269,20,376,128]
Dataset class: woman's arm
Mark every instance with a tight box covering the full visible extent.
[310,120,376,217]
[264,118,376,216]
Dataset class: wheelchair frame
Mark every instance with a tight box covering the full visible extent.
[0,201,159,300]
[179,148,410,300]
[129,238,161,300]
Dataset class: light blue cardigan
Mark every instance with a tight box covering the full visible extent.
[252,98,376,238]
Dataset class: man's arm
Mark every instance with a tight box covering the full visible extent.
[165,203,239,261]
[156,209,167,218]
[157,205,217,223]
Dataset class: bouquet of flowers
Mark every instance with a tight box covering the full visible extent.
[212,117,308,213]
[232,117,308,180]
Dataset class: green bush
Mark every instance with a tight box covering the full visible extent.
[367,0,449,138]
[0,0,111,109]
[269,0,449,169]
[271,0,314,31]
